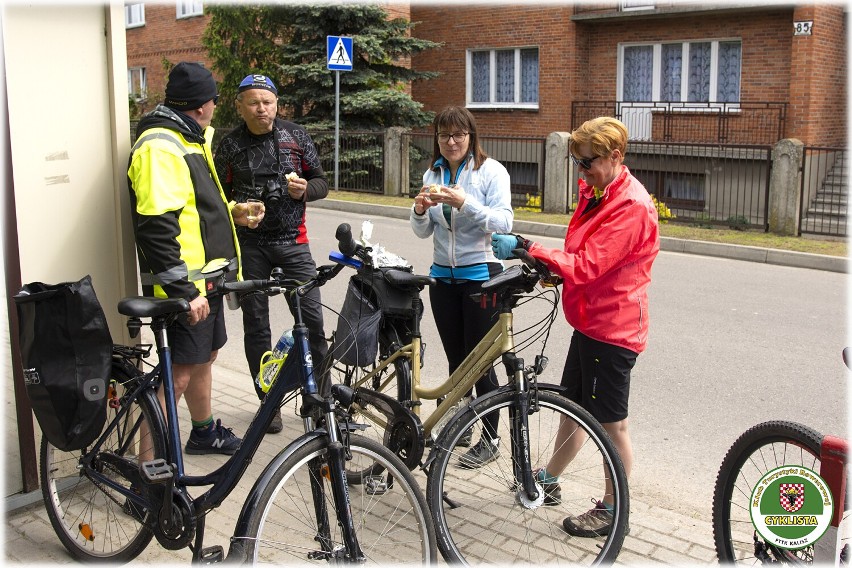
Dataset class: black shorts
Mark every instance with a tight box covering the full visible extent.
[560,330,637,424]
[167,294,227,365]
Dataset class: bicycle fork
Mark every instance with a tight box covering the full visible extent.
[503,351,541,505]
[303,394,365,563]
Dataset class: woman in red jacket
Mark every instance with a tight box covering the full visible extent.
[492,116,660,538]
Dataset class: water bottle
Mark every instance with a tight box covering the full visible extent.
[255,328,294,393]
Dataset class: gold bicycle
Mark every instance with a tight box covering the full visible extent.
[328,222,629,566]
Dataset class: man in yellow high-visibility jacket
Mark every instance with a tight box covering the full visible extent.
[128,62,260,456]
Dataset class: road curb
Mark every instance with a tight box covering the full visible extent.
[313,198,847,274]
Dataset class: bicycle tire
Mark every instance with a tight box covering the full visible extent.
[712,420,823,564]
[242,434,437,564]
[41,360,165,562]
[335,321,414,483]
[425,389,628,565]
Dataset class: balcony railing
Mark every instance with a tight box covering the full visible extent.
[571,100,788,145]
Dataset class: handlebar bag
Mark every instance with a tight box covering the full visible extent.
[13,275,112,451]
[331,277,382,367]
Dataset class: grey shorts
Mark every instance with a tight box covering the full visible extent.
[167,294,227,365]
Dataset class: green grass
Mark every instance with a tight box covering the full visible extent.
[327,190,848,258]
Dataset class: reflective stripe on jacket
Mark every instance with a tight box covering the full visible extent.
[528,167,659,353]
[128,118,240,299]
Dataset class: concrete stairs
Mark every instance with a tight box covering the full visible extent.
[801,150,848,236]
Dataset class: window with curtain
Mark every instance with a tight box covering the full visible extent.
[620,40,741,105]
[125,2,144,28]
[177,0,203,18]
[128,67,147,100]
[468,47,539,108]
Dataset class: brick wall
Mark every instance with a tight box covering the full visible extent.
[126,4,211,112]
[410,5,846,146]
[789,4,847,147]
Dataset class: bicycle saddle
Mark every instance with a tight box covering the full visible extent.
[383,269,435,290]
[118,296,191,318]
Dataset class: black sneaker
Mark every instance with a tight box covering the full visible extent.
[535,468,562,506]
[185,419,241,455]
[455,427,473,448]
[267,410,284,434]
[458,437,500,469]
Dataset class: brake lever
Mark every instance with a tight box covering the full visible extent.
[513,249,562,287]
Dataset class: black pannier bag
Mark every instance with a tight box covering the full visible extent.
[13,275,113,451]
[331,277,382,367]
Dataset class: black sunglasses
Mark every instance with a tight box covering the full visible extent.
[570,154,600,170]
[212,95,219,105]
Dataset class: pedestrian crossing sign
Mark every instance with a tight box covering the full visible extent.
[327,36,353,71]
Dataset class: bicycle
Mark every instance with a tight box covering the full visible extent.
[38,255,436,564]
[712,350,849,564]
[328,222,629,565]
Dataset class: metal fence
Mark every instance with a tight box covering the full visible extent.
[572,101,788,145]
[799,147,848,237]
[310,130,385,194]
[568,141,774,230]
[404,132,547,211]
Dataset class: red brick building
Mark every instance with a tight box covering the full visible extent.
[125,2,846,146]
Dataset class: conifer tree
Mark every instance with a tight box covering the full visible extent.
[203,4,440,131]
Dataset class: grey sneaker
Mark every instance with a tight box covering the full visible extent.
[458,437,500,469]
[267,410,284,434]
[562,499,614,537]
[535,468,561,506]
[185,419,241,455]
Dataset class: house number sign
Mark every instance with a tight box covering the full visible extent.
[794,21,813,36]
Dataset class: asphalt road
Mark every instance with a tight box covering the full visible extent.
[215,207,849,521]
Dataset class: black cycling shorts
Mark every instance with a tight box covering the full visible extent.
[560,330,637,424]
[167,294,227,365]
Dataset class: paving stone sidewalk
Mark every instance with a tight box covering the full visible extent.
[4,362,718,565]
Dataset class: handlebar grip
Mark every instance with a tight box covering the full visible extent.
[223,279,268,293]
[335,223,358,257]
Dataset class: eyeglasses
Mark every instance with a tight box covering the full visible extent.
[436,132,469,143]
[212,95,219,105]
[570,154,600,170]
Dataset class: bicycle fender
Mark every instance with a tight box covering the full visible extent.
[227,429,327,562]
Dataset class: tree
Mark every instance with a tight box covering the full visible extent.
[203,4,440,131]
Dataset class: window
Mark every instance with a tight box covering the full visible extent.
[128,67,147,101]
[468,47,539,109]
[619,40,741,104]
[125,2,144,28]
[621,0,655,10]
[177,0,203,19]
[633,170,705,209]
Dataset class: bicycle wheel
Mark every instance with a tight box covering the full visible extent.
[243,434,436,564]
[426,389,628,565]
[713,421,823,564]
[41,361,165,562]
[334,321,414,482]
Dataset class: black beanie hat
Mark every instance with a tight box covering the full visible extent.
[164,62,218,111]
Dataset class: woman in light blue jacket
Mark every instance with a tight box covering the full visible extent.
[410,106,513,468]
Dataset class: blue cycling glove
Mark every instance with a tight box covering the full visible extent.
[491,233,525,260]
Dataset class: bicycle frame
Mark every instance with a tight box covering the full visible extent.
[346,308,516,440]
[93,270,365,561]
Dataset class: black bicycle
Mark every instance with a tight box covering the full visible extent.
[39,248,436,563]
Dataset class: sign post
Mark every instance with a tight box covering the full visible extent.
[327,36,353,191]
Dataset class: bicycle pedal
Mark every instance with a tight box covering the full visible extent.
[364,475,388,495]
[198,545,224,564]
[140,459,173,483]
